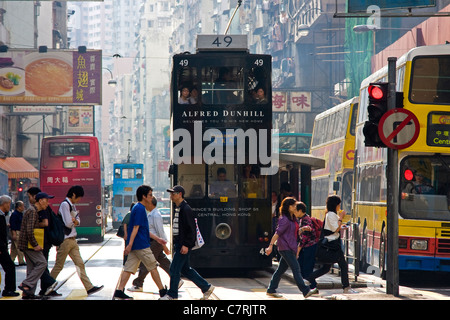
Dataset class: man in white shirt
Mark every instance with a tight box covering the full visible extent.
[50,185,103,296]
[128,196,172,292]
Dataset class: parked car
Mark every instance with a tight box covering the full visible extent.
[159,207,171,224]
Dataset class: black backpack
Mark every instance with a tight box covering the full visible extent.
[48,208,65,246]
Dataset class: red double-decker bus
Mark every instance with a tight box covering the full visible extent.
[40,135,106,242]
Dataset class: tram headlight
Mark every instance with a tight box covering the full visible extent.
[411,239,428,251]
[215,223,231,240]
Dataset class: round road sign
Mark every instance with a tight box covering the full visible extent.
[378,108,420,149]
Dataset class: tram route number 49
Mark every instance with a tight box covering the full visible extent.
[212,36,233,47]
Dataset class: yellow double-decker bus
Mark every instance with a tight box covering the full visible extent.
[355,44,450,276]
[310,97,359,220]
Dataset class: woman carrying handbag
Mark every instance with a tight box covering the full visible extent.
[305,195,357,294]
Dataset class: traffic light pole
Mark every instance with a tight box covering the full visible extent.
[386,57,399,297]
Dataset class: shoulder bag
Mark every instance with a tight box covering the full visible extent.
[315,216,341,264]
[192,218,205,250]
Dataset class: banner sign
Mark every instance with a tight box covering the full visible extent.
[272,90,311,113]
[0,49,101,105]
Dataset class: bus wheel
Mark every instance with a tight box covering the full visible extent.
[360,224,369,272]
[379,228,387,279]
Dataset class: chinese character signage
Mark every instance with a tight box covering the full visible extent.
[12,106,56,114]
[0,49,101,105]
[272,90,311,113]
[272,91,287,112]
[66,106,94,134]
[290,91,311,112]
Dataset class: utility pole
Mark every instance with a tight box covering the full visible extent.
[386,57,399,297]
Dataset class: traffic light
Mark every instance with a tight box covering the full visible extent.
[363,82,389,147]
[17,179,24,200]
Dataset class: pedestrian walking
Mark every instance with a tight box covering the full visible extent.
[26,187,60,296]
[50,185,103,296]
[119,202,135,265]
[0,195,19,297]
[128,196,174,292]
[160,185,214,300]
[114,185,167,300]
[9,200,26,266]
[265,197,314,299]
[18,192,56,299]
[305,195,356,293]
[296,201,318,280]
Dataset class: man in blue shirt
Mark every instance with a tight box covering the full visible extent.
[114,185,168,300]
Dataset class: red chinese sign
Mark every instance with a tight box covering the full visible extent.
[272,91,311,112]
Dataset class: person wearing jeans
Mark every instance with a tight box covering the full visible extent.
[305,195,355,293]
[160,185,214,300]
[265,197,313,299]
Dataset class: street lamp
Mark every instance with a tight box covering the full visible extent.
[103,67,117,87]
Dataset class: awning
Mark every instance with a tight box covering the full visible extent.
[278,153,326,170]
[0,157,39,179]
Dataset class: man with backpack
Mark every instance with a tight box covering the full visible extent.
[50,185,103,296]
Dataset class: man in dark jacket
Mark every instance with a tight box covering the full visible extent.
[0,195,19,297]
[160,185,214,300]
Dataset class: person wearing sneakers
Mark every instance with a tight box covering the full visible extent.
[50,186,103,296]
[305,195,357,294]
[265,197,313,299]
[18,192,57,299]
[114,185,168,300]
[160,185,214,300]
[127,196,180,292]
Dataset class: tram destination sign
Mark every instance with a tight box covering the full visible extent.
[196,35,248,51]
[427,112,450,147]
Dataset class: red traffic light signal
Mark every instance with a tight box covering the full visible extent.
[363,82,389,147]
[368,84,387,100]
[18,187,23,192]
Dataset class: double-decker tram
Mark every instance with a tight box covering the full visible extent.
[40,135,106,242]
[354,44,450,275]
[169,35,273,269]
[310,97,358,221]
[112,163,144,228]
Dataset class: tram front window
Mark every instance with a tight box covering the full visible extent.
[178,164,205,199]
[122,168,134,179]
[209,164,237,198]
[241,164,268,199]
[400,156,450,221]
[201,66,244,105]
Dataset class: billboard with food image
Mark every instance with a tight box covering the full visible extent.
[0,49,101,105]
